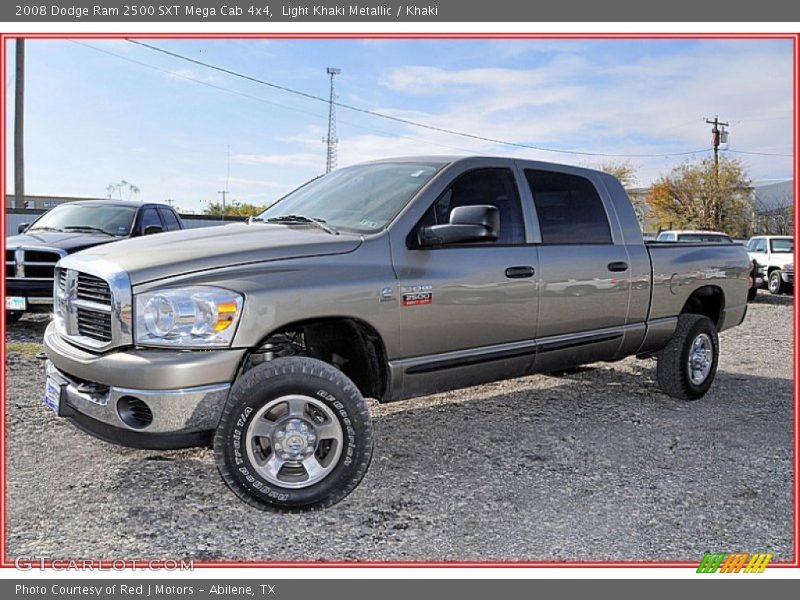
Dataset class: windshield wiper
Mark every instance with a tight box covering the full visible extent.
[262,215,338,235]
[62,226,116,236]
[27,226,64,233]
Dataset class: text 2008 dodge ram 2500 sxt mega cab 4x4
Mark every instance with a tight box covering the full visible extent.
[44,157,749,511]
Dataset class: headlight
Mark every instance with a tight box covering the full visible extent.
[135,286,243,348]
[782,263,793,271]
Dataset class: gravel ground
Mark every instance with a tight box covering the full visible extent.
[5,292,794,562]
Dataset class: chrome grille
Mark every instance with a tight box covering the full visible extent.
[54,258,131,351]
[77,273,112,304]
[76,308,113,341]
[6,247,64,279]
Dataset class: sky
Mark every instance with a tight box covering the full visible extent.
[4,38,795,213]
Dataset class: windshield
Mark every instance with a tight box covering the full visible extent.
[677,234,732,243]
[258,162,441,233]
[771,238,794,253]
[28,204,137,236]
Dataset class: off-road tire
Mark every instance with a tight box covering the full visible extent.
[214,356,373,512]
[656,314,719,401]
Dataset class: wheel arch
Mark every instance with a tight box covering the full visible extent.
[245,316,390,401]
[679,285,725,330]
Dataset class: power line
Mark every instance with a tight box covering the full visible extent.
[125,39,716,159]
[723,148,793,158]
[70,40,485,156]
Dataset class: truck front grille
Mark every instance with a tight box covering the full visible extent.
[77,273,112,304]
[54,265,125,349]
[76,308,113,341]
[6,247,64,280]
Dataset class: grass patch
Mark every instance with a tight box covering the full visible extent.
[6,342,43,356]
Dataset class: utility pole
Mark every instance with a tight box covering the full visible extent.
[14,39,25,210]
[323,67,341,174]
[217,190,228,220]
[705,115,729,181]
[705,116,729,230]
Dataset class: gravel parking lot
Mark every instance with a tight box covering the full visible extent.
[5,291,794,563]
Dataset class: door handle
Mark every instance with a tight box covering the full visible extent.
[505,266,535,279]
[607,261,629,272]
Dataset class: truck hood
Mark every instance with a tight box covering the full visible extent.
[73,222,363,284]
[6,230,120,254]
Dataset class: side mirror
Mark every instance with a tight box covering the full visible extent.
[418,205,500,247]
[17,223,29,234]
[143,225,163,236]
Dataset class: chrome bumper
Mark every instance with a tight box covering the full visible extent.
[46,361,230,435]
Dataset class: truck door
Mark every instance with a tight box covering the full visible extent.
[521,167,632,372]
[390,165,540,397]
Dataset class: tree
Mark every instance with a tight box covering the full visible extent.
[106,180,140,201]
[646,157,753,238]
[595,161,649,225]
[597,160,637,190]
[202,200,266,218]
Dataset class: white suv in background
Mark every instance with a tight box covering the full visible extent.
[747,236,794,295]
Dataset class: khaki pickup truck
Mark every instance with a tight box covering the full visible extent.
[43,156,749,511]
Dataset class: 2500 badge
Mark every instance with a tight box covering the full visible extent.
[401,285,433,306]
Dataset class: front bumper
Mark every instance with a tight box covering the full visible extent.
[6,278,53,310]
[782,271,794,284]
[44,322,246,448]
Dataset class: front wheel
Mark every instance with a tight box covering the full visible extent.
[768,270,785,295]
[213,357,373,512]
[656,314,719,401]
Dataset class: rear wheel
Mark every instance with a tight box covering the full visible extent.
[214,356,373,512]
[768,270,785,295]
[656,314,719,401]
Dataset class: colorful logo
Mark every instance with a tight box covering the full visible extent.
[697,552,773,573]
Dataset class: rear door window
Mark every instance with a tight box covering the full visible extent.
[524,170,612,244]
[158,208,182,231]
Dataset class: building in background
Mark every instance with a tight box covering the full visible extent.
[751,180,794,235]
[5,193,107,210]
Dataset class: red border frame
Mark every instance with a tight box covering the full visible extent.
[0,31,797,570]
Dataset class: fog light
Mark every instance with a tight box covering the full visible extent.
[117,396,154,430]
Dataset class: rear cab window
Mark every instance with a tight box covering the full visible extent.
[523,169,612,244]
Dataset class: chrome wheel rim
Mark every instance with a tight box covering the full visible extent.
[687,333,713,385]
[245,394,343,489]
[769,273,780,292]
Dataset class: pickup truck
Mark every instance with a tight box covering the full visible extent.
[6,200,183,321]
[746,235,794,295]
[43,157,749,511]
